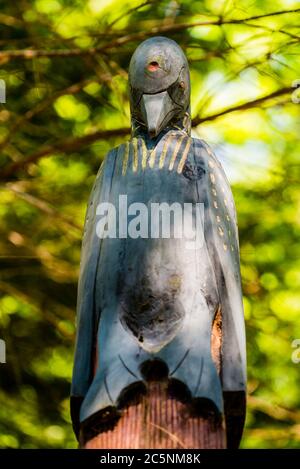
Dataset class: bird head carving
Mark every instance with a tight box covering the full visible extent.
[129,36,191,138]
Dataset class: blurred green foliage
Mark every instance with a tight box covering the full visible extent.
[0,0,299,448]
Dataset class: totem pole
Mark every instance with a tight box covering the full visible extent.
[71,37,246,449]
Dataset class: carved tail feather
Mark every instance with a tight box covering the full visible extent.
[81,381,226,449]
[79,304,226,449]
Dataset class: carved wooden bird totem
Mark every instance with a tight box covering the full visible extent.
[71,37,246,449]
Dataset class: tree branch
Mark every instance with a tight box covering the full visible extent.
[6,183,82,232]
[0,128,130,179]
[192,86,292,126]
[248,395,300,423]
[0,75,113,153]
[0,280,75,340]
[0,9,299,61]
[0,86,293,180]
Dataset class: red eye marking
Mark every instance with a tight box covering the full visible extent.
[147,61,159,72]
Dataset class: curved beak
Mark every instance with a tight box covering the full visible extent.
[141,91,177,138]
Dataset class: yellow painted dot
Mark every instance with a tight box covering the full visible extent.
[208,161,215,168]
[222,187,225,193]
[216,215,221,222]
[213,200,218,209]
[224,198,228,206]
[226,214,230,221]
[218,226,224,236]
[212,188,217,196]
[210,173,215,184]
[228,229,231,237]
[223,243,228,251]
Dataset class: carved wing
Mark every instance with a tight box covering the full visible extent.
[70,147,117,437]
[194,138,247,447]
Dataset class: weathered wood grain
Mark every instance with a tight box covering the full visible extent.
[81,381,225,449]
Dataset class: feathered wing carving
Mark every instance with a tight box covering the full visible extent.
[71,149,117,436]
[195,139,246,447]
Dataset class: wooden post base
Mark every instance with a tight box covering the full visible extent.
[80,381,226,449]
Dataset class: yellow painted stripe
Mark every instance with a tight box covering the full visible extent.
[159,133,173,169]
[141,139,148,170]
[169,134,186,171]
[132,137,138,173]
[149,147,157,168]
[121,142,129,176]
[177,138,191,174]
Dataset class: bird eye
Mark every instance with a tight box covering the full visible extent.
[147,61,159,72]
